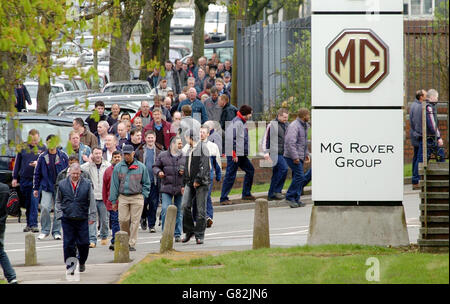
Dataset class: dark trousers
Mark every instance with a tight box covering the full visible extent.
[20,183,39,228]
[268,155,289,198]
[220,156,254,202]
[412,145,421,185]
[182,184,208,240]
[109,210,120,244]
[412,139,446,185]
[285,158,311,203]
[141,183,159,228]
[61,218,90,267]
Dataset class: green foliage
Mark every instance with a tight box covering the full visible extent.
[261,30,311,122]
[47,135,61,150]
[90,108,100,122]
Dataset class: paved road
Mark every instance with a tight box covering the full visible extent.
[3,187,421,269]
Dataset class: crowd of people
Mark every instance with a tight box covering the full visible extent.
[1,55,315,282]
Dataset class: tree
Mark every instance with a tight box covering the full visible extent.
[139,0,176,81]
[109,0,145,82]
[192,0,216,63]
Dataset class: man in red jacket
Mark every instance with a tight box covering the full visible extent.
[102,150,122,251]
[142,108,175,151]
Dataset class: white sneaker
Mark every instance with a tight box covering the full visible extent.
[54,234,62,240]
[37,233,48,240]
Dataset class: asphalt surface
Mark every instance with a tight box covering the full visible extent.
[1,186,421,283]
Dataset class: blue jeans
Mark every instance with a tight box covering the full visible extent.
[0,230,16,283]
[20,183,39,228]
[88,200,108,243]
[109,210,120,244]
[61,218,90,267]
[40,190,61,236]
[142,183,159,228]
[412,144,421,185]
[161,193,183,237]
[268,155,289,198]
[285,158,311,203]
[220,156,254,202]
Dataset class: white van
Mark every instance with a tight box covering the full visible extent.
[204,4,228,39]
[170,8,195,35]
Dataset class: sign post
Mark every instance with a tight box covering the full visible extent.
[308,0,409,246]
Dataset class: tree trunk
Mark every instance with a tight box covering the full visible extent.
[192,0,209,63]
[231,0,246,107]
[139,0,175,80]
[110,0,144,82]
[36,33,52,114]
[0,51,18,112]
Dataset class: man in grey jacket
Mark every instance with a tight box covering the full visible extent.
[283,108,312,208]
[80,147,110,248]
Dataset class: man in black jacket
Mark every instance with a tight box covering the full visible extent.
[55,163,96,273]
[181,130,210,244]
[0,182,18,284]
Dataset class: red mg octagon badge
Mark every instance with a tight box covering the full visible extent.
[326,29,389,91]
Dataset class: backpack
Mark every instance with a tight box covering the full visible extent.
[6,190,22,221]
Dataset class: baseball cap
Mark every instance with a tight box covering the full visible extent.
[122,144,134,154]
[224,71,231,78]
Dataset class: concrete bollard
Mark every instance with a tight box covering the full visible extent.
[160,205,177,253]
[114,231,130,263]
[253,199,270,250]
[25,232,37,266]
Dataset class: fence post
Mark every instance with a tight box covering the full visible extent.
[114,231,130,263]
[160,205,177,253]
[25,232,37,266]
[253,198,270,249]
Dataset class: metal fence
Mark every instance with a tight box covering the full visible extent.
[236,17,311,118]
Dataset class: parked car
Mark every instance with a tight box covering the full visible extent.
[204,40,233,62]
[48,90,96,115]
[170,8,195,35]
[0,112,73,186]
[101,80,151,95]
[57,100,141,121]
[74,35,109,64]
[51,42,88,68]
[49,92,152,116]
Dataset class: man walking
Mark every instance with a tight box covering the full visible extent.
[81,147,110,248]
[102,151,122,251]
[0,182,18,284]
[143,108,175,151]
[409,89,428,189]
[203,86,222,123]
[73,117,98,149]
[33,134,69,240]
[55,163,96,273]
[85,101,107,134]
[12,129,45,233]
[220,105,255,205]
[425,89,445,162]
[283,108,312,208]
[135,130,161,233]
[263,108,290,201]
[153,136,185,242]
[131,100,153,127]
[109,145,150,251]
[199,125,221,228]
[181,130,211,244]
[65,131,91,165]
[177,88,208,124]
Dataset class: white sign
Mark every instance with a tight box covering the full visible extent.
[312,14,403,107]
[311,109,404,201]
[311,0,403,12]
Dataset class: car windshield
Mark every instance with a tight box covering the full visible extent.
[74,79,88,90]
[51,86,64,94]
[204,47,233,63]
[103,84,150,94]
[55,80,76,91]
[205,11,227,23]
[174,11,194,19]
[170,49,183,60]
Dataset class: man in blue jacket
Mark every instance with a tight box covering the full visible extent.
[55,163,96,273]
[12,129,46,233]
[177,88,208,124]
[283,108,312,208]
[33,134,69,240]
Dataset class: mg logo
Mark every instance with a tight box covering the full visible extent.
[326,29,389,91]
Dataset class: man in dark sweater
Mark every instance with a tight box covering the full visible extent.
[12,129,46,233]
[55,163,96,274]
[0,182,18,284]
[85,101,107,134]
